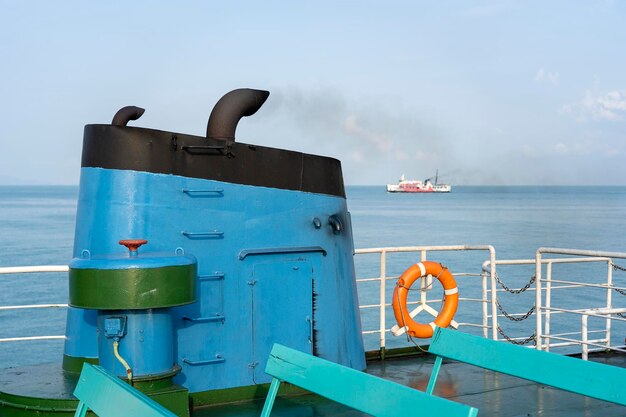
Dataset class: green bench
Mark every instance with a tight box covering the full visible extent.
[427,326,626,406]
[261,343,478,417]
[73,363,177,417]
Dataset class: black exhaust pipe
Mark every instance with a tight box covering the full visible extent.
[206,88,270,141]
[112,106,145,126]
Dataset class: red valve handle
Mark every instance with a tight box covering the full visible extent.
[119,239,148,252]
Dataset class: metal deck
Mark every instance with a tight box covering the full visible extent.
[195,352,626,417]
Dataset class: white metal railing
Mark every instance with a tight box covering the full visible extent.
[4,248,626,361]
[534,248,626,355]
[356,245,626,360]
[0,265,68,343]
[481,255,625,351]
[580,308,626,360]
[355,245,495,353]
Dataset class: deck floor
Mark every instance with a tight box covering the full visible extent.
[195,352,626,417]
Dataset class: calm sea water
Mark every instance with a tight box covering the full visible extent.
[1,185,626,364]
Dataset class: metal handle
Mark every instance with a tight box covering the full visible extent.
[307,316,313,343]
[198,273,225,281]
[239,246,327,260]
[183,355,225,366]
[183,314,225,323]
[181,145,234,158]
[182,189,224,195]
[181,231,224,239]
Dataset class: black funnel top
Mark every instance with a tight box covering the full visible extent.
[206,88,270,141]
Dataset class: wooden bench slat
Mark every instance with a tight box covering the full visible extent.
[265,343,478,417]
[73,364,177,417]
[429,327,626,406]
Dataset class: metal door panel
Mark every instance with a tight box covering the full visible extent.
[251,261,313,383]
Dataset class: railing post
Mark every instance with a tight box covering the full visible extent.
[535,251,543,350]
[419,250,431,290]
[481,268,489,339]
[379,250,387,360]
[489,248,498,340]
[582,314,589,360]
[545,262,552,352]
[606,260,613,351]
[420,250,428,307]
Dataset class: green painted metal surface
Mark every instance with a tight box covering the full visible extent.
[0,363,79,416]
[69,264,196,309]
[0,362,189,417]
[73,363,177,417]
[263,343,478,417]
[189,381,307,408]
[63,354,99,374]
[429,326,626,406]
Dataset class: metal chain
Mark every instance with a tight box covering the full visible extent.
[492,272,536,294]
[608,263,626,295]
[612,286,626,296]
[617,312,626,318]
[496,299,535,321]
[612,262,626,272]
[497,325,537,346]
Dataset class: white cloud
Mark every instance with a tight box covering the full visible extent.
[552,141,590,156]
[534,68,560,85]
[521,141,595,158]
[562,90,626,121]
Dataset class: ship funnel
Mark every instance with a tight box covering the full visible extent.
[111,106,145,126]
[206,88,270,141]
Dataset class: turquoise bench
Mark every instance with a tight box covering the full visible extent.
[261,343,478,417]
[427,326,626,406]
[73,363,177,417]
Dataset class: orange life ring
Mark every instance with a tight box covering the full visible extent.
[392,261,458,338]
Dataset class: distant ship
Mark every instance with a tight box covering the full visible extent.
[386,171,452,193]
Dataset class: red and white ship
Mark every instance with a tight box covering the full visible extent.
[386,173,451,193]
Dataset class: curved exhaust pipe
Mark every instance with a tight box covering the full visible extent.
[112,106,145,126]
[206,88,270,141]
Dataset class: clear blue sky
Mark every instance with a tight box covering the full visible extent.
[1,1,625,185]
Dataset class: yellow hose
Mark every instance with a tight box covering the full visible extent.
[113,340,133,382]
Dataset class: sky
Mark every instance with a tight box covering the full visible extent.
[1,1,625,186]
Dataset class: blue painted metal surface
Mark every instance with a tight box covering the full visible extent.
[73,363,176,417]
[263,343,478,417]
[251,261,313,383]
[64,305,99,358]
[65,167,365,393]
[98,311,175,377]
[429,326,626,406]
[69,250,196,270]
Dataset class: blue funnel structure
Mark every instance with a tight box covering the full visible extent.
[62,88,365,408]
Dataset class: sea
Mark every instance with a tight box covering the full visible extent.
[1,185,626,366]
